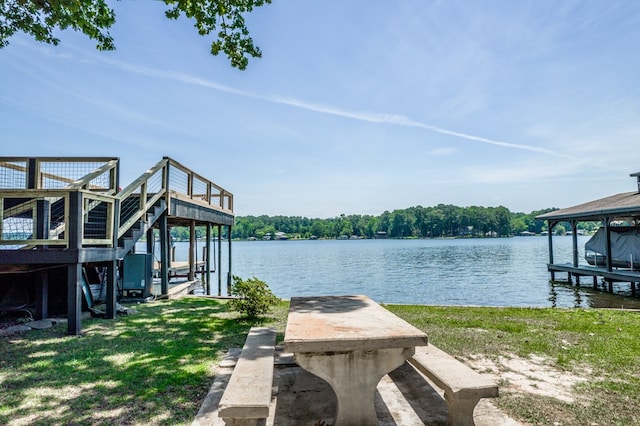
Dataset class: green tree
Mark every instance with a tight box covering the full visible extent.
[0,0,271,70]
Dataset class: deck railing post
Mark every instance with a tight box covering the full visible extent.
[27,158,38,189]
[163,157,171,213]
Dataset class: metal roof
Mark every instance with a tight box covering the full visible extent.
[536,191,640,222]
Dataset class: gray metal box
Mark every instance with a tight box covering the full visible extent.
[122,253,152,298]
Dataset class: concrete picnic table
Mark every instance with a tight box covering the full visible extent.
[283,295,428,426]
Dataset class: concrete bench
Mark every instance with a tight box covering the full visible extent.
[408,343,498,426]
[218,327,276,426]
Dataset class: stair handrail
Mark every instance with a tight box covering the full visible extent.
[66,159,119,193]
[116,158,169,239]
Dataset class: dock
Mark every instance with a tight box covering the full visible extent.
[537,172,640,298]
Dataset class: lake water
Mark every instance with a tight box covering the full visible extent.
[141,236,640,309]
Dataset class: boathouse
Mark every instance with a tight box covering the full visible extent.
[536,172,640,296]
[0,157,234,335]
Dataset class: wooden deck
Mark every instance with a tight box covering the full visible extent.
[0,156,235,335]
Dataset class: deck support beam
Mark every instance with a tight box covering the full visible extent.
[159,213,169,296]
[227,224,233,295]
[189,220,196,281]
[217,224,222,296]
[548,221,555,281]
[35,269,49,320]
[205,224,211,295]
[67,191,83,335]
[67,263,82,335]
[105,260,117,320]
[604,217,613,272]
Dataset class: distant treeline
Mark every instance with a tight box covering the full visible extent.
[220,205,599,240]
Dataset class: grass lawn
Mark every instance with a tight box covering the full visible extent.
[1,297,639,425]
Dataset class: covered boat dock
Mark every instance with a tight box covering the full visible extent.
[536,172,640,296]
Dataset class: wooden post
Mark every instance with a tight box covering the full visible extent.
[593,276,598,289]
[67,263,83,335]
[631,282,637,297]
[27,158,37,189]
[105,260,117,320]
[35,270,49,320]
[146,227,154,297]
[227,224,232,295]
[604,218,613,272]
[189,220,196,281]
[159,213,169,296]
[67,191,83,335]
[206,224,211,296]
[547,221,555,281]
[217,224,222,296]
[35,199,50,249]
[571,220,579,267]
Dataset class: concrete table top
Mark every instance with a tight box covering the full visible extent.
[283,295,429,425]
[284,295,428,353]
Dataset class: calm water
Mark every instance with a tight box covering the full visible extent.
[141,236,640,309]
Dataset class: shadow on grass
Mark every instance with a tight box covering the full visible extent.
[0,297,277,425]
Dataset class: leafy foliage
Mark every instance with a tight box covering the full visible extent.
[0,0,116,50]
[0,0,270,69]
[232,205,550,240]
[229,275,279,319]
[229,206,606,240]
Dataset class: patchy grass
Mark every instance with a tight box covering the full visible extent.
[2,299,639,425]
[385,304,640,426]
[0,297,285,426]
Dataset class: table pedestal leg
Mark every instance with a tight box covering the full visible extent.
[295,347,414,426]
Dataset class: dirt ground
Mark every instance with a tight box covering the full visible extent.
[463,352,589,405]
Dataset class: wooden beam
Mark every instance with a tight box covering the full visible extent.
[206,224,211,296]
[105,261,117,320]
[67,263,82,335]
[189,220,196,281]
[159,214,169,296]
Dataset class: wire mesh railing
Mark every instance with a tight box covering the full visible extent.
[1,157,233,250]
[167,157,233,211]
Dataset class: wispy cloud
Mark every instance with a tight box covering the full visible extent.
[429,147,458,156]
[89,54,566,157]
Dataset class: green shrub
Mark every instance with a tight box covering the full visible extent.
[229,275,279,319]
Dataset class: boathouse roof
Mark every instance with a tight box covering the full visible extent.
[537,171,640,222]
[536,192,640,222]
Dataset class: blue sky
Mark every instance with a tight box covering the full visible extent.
[1,1,639,218]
